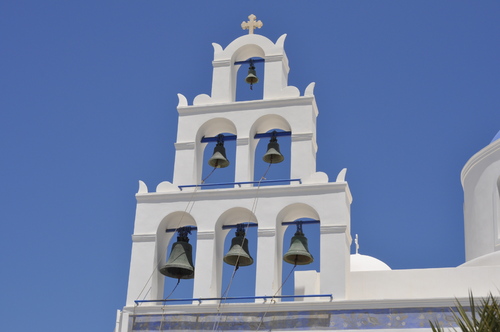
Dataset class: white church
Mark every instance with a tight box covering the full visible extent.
[114,15,500,332]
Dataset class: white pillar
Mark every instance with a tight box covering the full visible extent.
[126,235,158,306]
[173,143,196,186]
[291,134,316,180]
[319,225,350,300]
[234,137,253,184]
[192,231,219,302]
[255,227,280,299]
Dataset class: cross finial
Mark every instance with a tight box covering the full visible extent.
[241,14,263,35]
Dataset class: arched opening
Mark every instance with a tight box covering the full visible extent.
[162,227,198,300]
[250,115,292,185]
[235,58,265,102]
[156,212,198,302]
[281,219,320,300]
[276,204,321,301]
[254,129,291,184]
[196,118,237,188]
[216,208,258,302]
[201,133,237,187]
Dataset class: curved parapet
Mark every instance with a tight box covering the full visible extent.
[461,139,500,261]
[177,93,188,107]
[137,180,148,194]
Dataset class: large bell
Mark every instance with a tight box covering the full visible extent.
[224,227,254,267]
[262,134,284,164]
[283,229,314,265]
[160,232,195,279]
[208,137,230,168]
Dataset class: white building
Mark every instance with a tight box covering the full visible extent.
[114,16,500,332]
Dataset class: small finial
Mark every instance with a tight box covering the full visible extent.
[355,234,359,254]
[241,14,263,35]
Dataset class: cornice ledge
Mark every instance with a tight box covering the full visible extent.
[320,225,347,234]
[174,142,195,150]
[197,231,215,240]
[461,139,500,186]
[135,182,349,203]
[257,228,276,237]
[122,297,462,315]
[177,96,315,116]
[132,234,156,242]
[291,133,314,142]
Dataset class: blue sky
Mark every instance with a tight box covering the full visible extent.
[1,1,499,331]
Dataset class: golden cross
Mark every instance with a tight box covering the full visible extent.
[241,14,263,34]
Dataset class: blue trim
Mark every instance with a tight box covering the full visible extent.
[201,134,237,143]
[200,131,291,142]
[254,131,291,139]
[135,294,332,305]
[282,219,320,226]
[178,179,301,190]
[234,58,265,65]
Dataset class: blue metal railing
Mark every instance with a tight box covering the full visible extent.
[178,178,301,190]
[135,294,332,305]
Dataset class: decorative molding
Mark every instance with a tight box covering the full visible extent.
[264,54,284,62]
[132,234,156,242]
[291,133,314,142]
[258,228,276,237]
[197,231,215,240]
[174,142,195,150]
[212,59,232,67]
[177,96,315,116]
[136,182,349,203]
[237,138,249,146]
[320,225,347,234]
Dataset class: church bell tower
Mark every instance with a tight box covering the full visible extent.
[116,15,352,332]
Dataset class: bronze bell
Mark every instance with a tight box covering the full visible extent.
[263,132,284,164]
[160,229,195,279]
[283,225,313,265]
[245,60,258,90]
[208,135,230,168]
[224,225,254,267]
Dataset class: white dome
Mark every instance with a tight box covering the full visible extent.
[350,253,391,271]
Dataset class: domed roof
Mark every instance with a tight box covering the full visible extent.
[491,129,500,143]
[350,253,391,271]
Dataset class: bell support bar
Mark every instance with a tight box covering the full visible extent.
[178,178,301,190]
[201,131,291,143]
[234,58,265,65]
[281,219,320,226]
[165,220,318,233]
[134,293,333,305]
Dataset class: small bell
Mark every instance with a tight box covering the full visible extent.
[224,225,254,267]
[262,131,284,164]
[208,135,230,168]
[245,60,258,90]
[160,228,195,279]
[283,223,313,265]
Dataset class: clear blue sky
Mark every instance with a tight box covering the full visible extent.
[1,1,499,331]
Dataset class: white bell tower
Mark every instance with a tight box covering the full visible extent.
[118,14,352,332]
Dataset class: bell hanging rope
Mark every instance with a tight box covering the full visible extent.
[245,59,258,90]
[262,131,285,164]
[208,134,230,168]
[283,222,314,265]
[159,227,195,279]
[223,224,254,267]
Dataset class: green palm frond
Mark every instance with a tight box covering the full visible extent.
[430,292,500,332]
